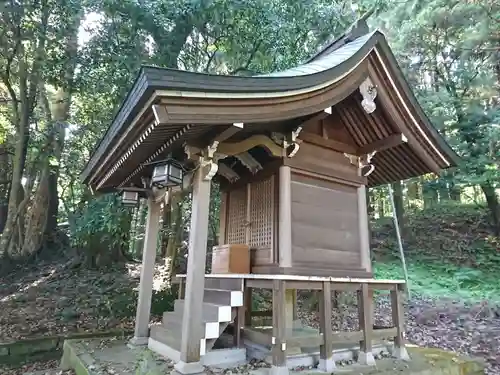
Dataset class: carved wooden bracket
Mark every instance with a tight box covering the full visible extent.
[271,126,303,158]
[200,158,218,181]
[359,77,377,114]
[184,142,220,181]
[344,151,377,177]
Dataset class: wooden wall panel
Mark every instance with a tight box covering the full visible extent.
[284,141,361,184]
[290,173,362,271]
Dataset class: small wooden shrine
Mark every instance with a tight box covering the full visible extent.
[81,15,457,375]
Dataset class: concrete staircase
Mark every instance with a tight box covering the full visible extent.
[149,278,243,358]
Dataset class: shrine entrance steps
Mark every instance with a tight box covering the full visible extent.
[148,278,246,366]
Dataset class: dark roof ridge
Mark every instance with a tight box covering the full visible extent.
[306,8,374,63]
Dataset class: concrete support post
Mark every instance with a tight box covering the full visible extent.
[174,165,212,375]
[130,197,161,345]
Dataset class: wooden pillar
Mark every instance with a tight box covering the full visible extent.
[218,191,227,245]
[357,283,375,365]
[278,165,295,361]
[244,287,253,327]
[358,186,372,273]
[130,197,161,345]
[391,284,410,360]
[271,280,289,375]
[284,289,297,335]
[319,281,336,372]
[278,165,292,268]
[175,165,212,375]
[234,280,246,348]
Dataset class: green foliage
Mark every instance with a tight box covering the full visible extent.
[374,202,500,301]
[376,260,500,302]
[71,194,133,266]
[150,288,177,316]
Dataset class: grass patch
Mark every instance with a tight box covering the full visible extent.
[375,259,500,302]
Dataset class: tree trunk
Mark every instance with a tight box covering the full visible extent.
[0,144,9,233]
[377,189,385,218]
[480,182,500,235]
[423,182,438,209]
[0,103,30,256]
[448,181,461,202]
[21,11,81,256]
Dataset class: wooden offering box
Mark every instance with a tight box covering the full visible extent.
[211,244,250,274]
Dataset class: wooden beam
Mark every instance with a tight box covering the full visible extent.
[218,134,284,157]
[299,131,357,154]
[251,310,273,317]
[214,122,244,143]
[286,327,398,347]
[300,108,332,129]
[152,104,168,125]
[357,133,407,154]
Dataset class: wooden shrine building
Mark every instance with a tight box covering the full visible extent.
[81,16,457,375]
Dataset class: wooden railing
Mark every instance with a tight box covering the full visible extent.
[174,274,408,369]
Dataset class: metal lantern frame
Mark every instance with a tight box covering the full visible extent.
[121,190,140,207]
[150,158,185,189]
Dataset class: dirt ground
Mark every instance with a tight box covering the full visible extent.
[1,260,499,374]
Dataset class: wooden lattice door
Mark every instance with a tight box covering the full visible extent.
[223,176,275,267]
[249,176,274,250]
[225,186,247,244]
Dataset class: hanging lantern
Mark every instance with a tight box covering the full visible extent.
[151,159,184,189]
[121,190,140,207]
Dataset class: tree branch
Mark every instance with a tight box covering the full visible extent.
[229,39,262,75]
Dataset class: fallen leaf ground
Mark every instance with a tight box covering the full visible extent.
[1,260,499,374]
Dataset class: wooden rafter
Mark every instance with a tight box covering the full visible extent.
[357,133,407,154]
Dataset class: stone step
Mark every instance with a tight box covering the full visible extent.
[162,311,221,339]
[174,299,233,323]
[203,288,243,307]
[204,278,244,291]
[150,324,207,356]
[150,324,182,351]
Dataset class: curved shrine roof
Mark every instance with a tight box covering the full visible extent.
[81,20,458,191]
